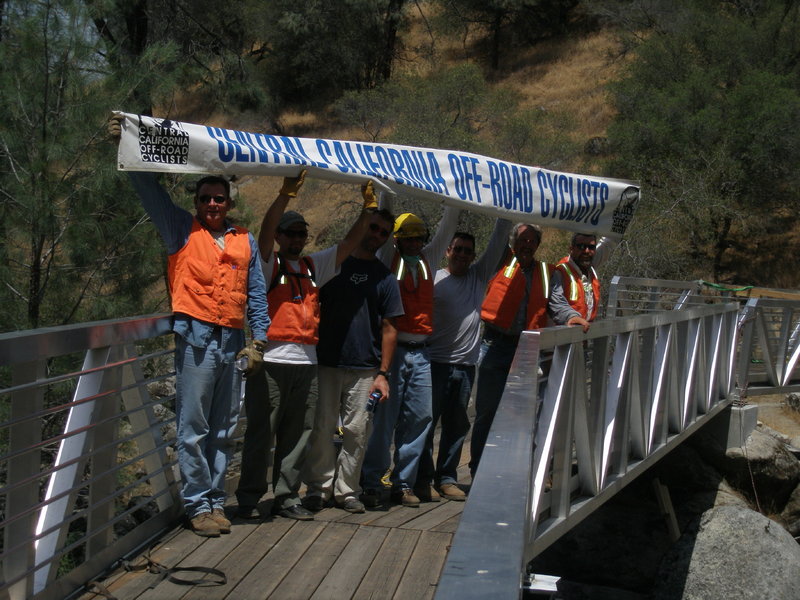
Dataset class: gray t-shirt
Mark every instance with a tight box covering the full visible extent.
[427,219,512,365]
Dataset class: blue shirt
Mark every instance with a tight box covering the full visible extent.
[128,172,270,345]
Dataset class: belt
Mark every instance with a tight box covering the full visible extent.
[397,340,427,349]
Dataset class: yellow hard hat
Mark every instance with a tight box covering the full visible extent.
[394,213,428,238]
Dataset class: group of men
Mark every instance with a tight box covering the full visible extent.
[112,114,607,537]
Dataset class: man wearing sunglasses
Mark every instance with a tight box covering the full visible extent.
[470,223,556,478]
[361,204,459,507]
[111,111,270,538]
[236,171,374,521]
[303,193,404,514]
[416,219,512,501]
[549,233,611,332]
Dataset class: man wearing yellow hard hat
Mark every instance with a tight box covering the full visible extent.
[361,203,459,507]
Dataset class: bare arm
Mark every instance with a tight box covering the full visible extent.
[334,181,378,266]
[371,317,397,400]
[257,170,306,257]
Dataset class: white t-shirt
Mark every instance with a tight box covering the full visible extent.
[259,245,339,365]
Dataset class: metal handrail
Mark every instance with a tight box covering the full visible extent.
[0,314,182,600]
[437,302,742,599]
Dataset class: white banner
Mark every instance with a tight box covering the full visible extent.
[115,112,640,238]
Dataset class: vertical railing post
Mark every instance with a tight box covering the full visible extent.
[5,360,46,600]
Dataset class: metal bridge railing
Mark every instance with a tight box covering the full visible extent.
[437,302,742,599]
[0,315,182,600]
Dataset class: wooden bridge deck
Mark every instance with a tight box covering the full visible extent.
[81,441,473,600]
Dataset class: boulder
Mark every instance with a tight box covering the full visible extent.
[652,505,800,600]
[779,482,800,537]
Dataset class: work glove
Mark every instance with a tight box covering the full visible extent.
[236,339,266,377]
[361,180,378,210]
[108,114,123,139]
[280,169,306,197]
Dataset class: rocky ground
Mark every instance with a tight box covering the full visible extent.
[530,393,800,600]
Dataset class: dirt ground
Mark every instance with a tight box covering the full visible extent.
[744,392,800,442]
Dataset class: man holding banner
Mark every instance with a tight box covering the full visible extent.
[469,223,555,478]
[416,218,512,501]
[302,203,404,514]
[110,114,270,537]
[361,205,459,507]
[235,173,375,521]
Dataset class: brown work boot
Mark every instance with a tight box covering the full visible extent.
[189,512,221,537]
[413,484,441,502]
[438,483,466,501]
[391,487,420,507]
[210,508,231,533]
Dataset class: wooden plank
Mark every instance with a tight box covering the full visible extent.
[138,518,260,600]
[268,522,358,599]
[309,525,389,599]
[228,520,327,599]
[399,500,464,531]
[181,519,294,600]
[94,526,206,600]
[430,513,462,534]
[392,530,452,600]
[366,501,439,528]
[352,528,421,600]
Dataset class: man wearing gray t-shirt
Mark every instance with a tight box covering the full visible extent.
[416,219,511,499]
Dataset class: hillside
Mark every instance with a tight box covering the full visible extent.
[177,26,627,261]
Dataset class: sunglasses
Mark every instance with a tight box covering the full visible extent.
[369,223,391,238]
[279,229,308,239]
[575,243,597,251]
[449,245,475,255]
[198,194,228,204]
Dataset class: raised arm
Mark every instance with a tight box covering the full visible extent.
[257,170,306,257]
[334,180,379,266]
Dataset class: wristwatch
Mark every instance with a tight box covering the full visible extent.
[376,370,389,379]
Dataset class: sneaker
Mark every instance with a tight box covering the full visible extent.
[189,512,220,537]
[360,489,382,508]
[438,483,466,501]
[302,495,326,512]
[274,504,315,521]
[391,487,420,507]
[339,496,365,513]
[413,484,441,503]
[210,508,231,533]
[236,504,261,520]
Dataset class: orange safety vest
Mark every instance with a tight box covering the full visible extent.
[168,219,251,329]
[266,253,319,345]
[556,261,601,321]
[481,258,554,331]
[391,251,434,335]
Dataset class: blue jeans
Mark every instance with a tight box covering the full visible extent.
[174,331,242,518]
[362,345,432,490]
[417,361,475,487]
[469,331,519,476]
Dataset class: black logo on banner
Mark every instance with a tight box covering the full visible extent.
[137,118,189,165]
[611,186,639,235]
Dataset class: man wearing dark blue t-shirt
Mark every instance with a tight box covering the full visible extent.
[303,207,404,513]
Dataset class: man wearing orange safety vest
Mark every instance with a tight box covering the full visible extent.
[236,171,373,521]
[111,111,270,539]
[361,205,459,507]
[469,223,555,477]
[548,233,606,332]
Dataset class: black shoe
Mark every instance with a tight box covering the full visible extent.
[236,505,261,519]
[275,504,314,521]
[302,495,326,512]
[360,488,382,508]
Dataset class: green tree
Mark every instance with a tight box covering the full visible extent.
[433,0,580,69]
[605,0,800,285]
[0,0,166,331]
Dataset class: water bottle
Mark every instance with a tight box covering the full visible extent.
[367,391,382,413]
[235,355,249,372]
